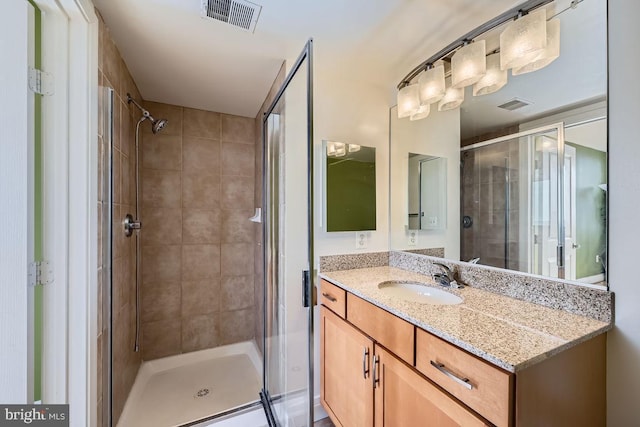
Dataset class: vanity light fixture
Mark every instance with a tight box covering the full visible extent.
[395,0,578,120]
[451,40,487,88]
[397,83,420,118]
[418,64,446,105]
[438,84,464,111]
[500,8,548,71]
[473,53,508,96]
[326,141,347,157]
[348,144,361,153]
[410,104,431,121]
[512,18,560,75]
[326,142,337,156]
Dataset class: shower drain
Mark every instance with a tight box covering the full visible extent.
[195,388,211,398]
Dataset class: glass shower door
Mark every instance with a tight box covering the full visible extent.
[460,124,566,277]
[261,40,314,427]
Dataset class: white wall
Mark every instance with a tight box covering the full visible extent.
[312,50,391,259]
[389,106,460,258]
[607,1,640,425]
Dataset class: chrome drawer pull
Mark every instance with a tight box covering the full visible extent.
[362,347,370,379]
[322,292,337,302]
[430,360,473,390]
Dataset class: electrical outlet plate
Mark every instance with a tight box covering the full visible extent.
[408,231,418,246]
[356,232,368,249]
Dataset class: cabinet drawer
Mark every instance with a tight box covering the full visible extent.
[347,294,414,364]
[320,279,346,319]
[415,329,513,427]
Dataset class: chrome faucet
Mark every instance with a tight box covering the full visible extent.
[432,263,463,289]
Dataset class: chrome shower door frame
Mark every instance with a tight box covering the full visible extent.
[260,39,315,427]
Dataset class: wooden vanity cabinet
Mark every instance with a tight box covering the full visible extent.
[415,329,512,426]
[374,344,487,427]
[321,306,486,427]
[320,306,373,427]
[319,279,606,427]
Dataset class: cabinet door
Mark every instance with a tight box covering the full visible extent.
[321,307,374,427]
[374,345,487,427]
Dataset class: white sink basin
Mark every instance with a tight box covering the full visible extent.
[378,281,463,305]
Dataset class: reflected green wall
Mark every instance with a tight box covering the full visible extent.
[567,142,607,279]
[326,158,376,231]
[29,0,43,402]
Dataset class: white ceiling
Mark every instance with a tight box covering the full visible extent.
[93,0,525,117]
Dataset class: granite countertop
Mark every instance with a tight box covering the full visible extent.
[319,266,612,373]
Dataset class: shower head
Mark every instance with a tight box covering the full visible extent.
[152,118,168,134]
[127,93,168,134]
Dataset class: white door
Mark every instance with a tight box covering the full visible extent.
[563,145,577,280]
[532,133,576,280]
[0,0,35,403]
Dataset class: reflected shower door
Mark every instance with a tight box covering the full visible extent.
[461,124,567,278]
[261,40,314,427]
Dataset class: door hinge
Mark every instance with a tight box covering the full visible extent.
[28,261,53,287]
[28,67,54,96]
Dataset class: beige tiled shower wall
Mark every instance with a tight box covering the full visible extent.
[139,102,258,360]
[253,62,287,355]
[97,11,143,427]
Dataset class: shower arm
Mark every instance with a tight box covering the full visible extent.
[128,94,149,118]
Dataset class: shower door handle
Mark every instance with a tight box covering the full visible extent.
[302,270,315,307]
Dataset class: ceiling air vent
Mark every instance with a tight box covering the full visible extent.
[497,98,532,111]
[202,0,262,32]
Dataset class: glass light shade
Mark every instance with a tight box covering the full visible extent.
[397,83,420,118]
[451,40,487,88]
[473,54,508,96]
[334,143,346,157]
[348,144,361,153]
[500,9,547,70]
[410,104,430,121]
[438,86,464,111]
[512,19,560,76]
[418,65,445,105]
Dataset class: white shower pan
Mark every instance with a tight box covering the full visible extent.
[117,341,263,427]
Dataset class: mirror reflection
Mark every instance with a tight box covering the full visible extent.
[324,141,376,232]
[408,154,447,231]
[390,0,607,287]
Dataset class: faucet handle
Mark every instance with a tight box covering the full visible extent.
[432,263,464,289]
[433,262,453,277]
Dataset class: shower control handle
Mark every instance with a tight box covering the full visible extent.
[124,213,142,237]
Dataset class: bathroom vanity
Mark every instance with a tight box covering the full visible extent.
[319,267,610,427]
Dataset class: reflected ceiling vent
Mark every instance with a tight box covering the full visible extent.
[201,0,262,32]
[497,98,532,111]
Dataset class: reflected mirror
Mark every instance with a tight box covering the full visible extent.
[389,0,607,287]
[408,154,447,230]
[324,141,376,232]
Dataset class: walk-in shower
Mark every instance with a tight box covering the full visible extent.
[99,34,314,426]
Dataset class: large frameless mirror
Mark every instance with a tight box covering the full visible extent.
[390,0,607,287]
